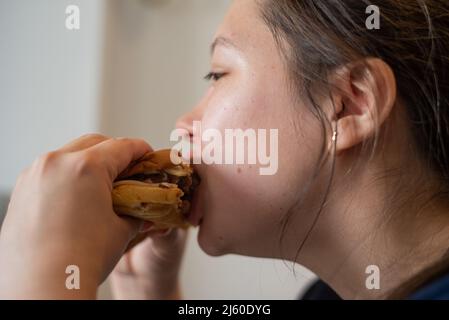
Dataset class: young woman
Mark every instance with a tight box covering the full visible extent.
[1,0,449,299]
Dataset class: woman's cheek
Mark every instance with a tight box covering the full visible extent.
[197,161,288,256]
[195,116,323,257]
[195,86,318,255]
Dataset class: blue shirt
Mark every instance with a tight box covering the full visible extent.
[302,274,449,300]
[409,273,449,300]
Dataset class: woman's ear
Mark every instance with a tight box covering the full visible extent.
[329,58,397,155]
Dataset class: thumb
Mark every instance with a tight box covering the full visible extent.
[115,216,144,245]
[150,228,189,258]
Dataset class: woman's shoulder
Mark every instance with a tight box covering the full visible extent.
[299,280,342,300]
[300,272,449,300]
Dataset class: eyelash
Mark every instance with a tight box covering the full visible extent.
[204,72,225,82]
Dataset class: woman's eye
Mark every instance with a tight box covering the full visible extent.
[204,72,225,82]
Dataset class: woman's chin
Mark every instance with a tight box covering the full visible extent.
[197,223,229,257]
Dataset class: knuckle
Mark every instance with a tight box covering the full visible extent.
[81,133,108,141]
[113,137,131,144]
[19,167,30,178]
[41,151,60,163]
[116,137,150,150]
[33,151,61,173]
[73,153,102,176]
[134,138,149,146]
[16,167,30,184]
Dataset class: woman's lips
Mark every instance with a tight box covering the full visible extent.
[187,186,202,226]
[187,165,203,226]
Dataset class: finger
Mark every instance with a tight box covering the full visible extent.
[123,227,170,253]
[138,228,171,237]
[115,216,144,246]
[137,222,172,235]
[125,231,149,253]
[147,228,188,263]
[59,134,110,153]
[139,222,155,233]
[113,250,134,275]
[151,228,188,249]
[125,228,186,256]
[88,138,152,180]
[150,228,172,237]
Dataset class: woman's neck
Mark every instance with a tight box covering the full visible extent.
[286,146,449,299]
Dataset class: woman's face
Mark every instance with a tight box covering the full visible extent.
[177,0,326,258]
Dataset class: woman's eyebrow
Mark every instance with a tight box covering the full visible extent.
[210,36,238,55]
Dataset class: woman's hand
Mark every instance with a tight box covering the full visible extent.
[110,228,188,300]
[0,134,152,299]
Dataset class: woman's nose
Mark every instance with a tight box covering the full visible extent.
[175,114,194,137]
[176,108,202,136]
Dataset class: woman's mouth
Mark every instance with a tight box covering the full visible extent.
[187,184,203,226]
[186,166,204,226]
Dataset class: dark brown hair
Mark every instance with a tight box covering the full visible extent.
[260,0,449,298]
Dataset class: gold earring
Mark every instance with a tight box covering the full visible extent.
[332,130,338,142]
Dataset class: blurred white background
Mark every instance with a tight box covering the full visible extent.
[0,0,315,299]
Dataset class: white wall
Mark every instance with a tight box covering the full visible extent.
[0,0,105,191]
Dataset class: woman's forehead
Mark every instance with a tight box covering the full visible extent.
[214,0,277,56]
